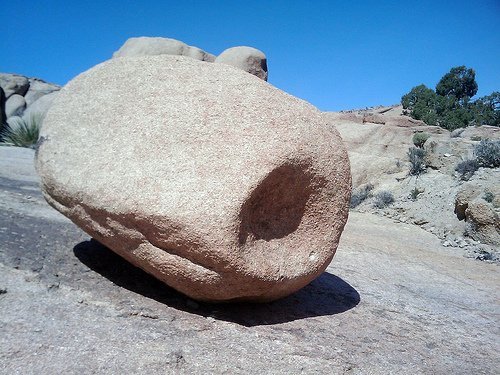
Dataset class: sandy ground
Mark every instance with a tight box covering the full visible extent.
[0,146,498,374]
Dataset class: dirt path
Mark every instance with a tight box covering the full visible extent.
[0,146,498,374]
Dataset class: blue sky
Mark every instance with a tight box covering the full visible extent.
[2,0,499,111]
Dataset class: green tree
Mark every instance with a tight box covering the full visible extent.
[435,66,478,102]
[470,92,500,126]
[401,66,498,129]
[401,84,438,125]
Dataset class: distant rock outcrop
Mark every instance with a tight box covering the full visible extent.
[0,73,60,125]
[327,105,500,261]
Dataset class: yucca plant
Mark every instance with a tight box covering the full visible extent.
[0,113,43,148]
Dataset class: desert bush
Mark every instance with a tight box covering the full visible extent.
[0,114,42,148]
[408,147,426,176]
[483,191,494,203]
[410,187,422,201]
[350,183,374,208]
[412,132,431,148]
[474,139,500,168]
[373,191,395,208]
[455,159,479,180]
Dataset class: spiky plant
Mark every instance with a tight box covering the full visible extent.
[0,113,43,148]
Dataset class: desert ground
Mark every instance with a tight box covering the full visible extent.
[1,144,498,374]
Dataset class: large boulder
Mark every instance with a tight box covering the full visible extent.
[24,78,60,106]
[465,199,500,246]
[112,37,215,62]
[0,73,30,98]
[22,91,59,121]
[5,94,26,118]
[215,46,268,81]
[36,55,351,302]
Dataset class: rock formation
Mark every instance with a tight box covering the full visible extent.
[215,46,268,81]
[112,36,216,62]
[36,55,351,302]
[464,199,500,246]
[113,37,268,80]
[0,73,60,125]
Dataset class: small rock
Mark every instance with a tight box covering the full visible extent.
[215,46,268,81]
[413,218,429,225]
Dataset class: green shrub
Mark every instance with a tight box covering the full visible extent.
[350,183,374,208]
[474,139,500,168]
[483,191,494,203]
[0,114,42,148]
[412,132,431,148]
[373,191,395,208]
[410,187,422,201]
[408,147,426,176]
[455,159,479,180]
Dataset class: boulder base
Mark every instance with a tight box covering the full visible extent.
[37,55,351,302]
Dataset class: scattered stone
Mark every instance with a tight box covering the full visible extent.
[36,55,351,302]
[112,36,215,62]
[215,46,268,80]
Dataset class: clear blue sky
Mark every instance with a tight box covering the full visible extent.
[2,0,499,111]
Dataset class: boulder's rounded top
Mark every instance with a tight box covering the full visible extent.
[215,46,268,81]
[39,55,327,220]
[112,36,216,62]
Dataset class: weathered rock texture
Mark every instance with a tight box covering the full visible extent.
[215,46,268,81]
[464,200,500,246]
[36,55,351,302]
[112,37,215,62]
[455,182,500,246]
[0,73,60,124]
